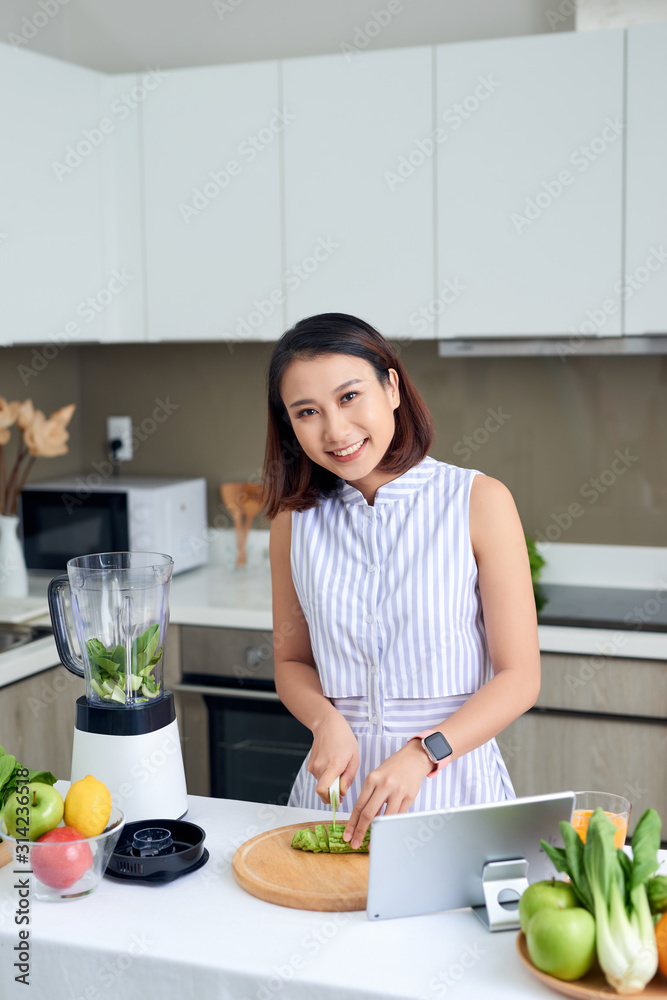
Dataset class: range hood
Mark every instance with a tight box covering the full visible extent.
[437,335,667,358]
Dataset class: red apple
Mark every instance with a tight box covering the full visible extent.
[31,826,93,889]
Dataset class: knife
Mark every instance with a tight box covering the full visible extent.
[329,776,341,827]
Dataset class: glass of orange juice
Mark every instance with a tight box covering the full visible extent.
[572,791,631,849]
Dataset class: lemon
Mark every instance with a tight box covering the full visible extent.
[64,775,112,838]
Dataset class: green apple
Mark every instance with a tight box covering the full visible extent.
[526,906,596,981]
[2,783,64,842]
[519,878,578,934]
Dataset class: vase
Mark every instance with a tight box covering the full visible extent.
[0,513,29,598]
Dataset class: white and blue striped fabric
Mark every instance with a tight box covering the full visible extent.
[288,456,515,814]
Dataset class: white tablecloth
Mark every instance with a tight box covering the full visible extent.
[1,791,666,1000]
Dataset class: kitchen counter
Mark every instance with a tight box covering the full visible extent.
[3,787,665,1000]
[1,538,665,690]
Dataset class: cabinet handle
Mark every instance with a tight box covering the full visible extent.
[174,682,280,702]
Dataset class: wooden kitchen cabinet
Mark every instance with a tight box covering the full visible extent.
[624,23,667,335]
[0,45,105,347]
[0,666,85,780]
[282,47,435,339]
[498,652,667,836]
[436,30,625,337]
[141,60,283,343]
[164,624,211,797]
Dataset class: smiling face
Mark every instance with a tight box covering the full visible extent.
[280,353,400,503]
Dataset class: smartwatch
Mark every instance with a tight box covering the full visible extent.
[410,729,453,777]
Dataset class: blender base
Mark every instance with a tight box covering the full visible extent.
[70,714,188,824]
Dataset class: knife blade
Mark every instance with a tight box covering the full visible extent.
[329,776,341,826]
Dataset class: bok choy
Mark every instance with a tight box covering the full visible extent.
[541,807,660,994]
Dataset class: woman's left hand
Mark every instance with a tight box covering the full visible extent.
[342,739,436,849]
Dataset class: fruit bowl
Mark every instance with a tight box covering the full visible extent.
[0,807,125,902]
[516,932,667,998]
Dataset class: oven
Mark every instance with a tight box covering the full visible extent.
[174,625,311,805]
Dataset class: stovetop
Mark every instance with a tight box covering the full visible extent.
[536,584,667,632]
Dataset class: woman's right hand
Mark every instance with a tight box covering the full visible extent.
[308,711,359,806]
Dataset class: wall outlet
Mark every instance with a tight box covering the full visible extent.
[107,415,133,462]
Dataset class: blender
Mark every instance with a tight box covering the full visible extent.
[48,551,188,823]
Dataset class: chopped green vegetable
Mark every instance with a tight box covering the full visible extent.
[291,829,321,852]
[291,823,369,854]
[84,624,164,704]
[541,808,660,994]
[647,875,667,915]
[314,824,329,852]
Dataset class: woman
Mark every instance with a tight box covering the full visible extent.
[262,313,540,849]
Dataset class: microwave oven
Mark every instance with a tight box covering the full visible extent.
[19,476,208,575]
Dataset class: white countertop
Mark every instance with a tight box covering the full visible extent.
[1,537,665,689]
[4,788,665,1000]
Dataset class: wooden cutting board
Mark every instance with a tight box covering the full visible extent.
[232,822,369,911]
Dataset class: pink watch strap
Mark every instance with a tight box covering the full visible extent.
[409,729,450,778]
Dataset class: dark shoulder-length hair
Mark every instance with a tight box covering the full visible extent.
[261,313,434,519]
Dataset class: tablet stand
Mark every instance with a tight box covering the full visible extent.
[471,859,529,932]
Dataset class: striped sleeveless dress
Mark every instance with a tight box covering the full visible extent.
[287,456,515,814]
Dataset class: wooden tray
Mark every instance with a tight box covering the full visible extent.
[232,822,368,911]
[516,931,667,998]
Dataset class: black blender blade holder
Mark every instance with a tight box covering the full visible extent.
[74,689,177,736]
[106,818,207,882]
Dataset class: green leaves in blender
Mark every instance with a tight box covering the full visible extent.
[85,624,164,704]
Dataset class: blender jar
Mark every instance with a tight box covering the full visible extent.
[49,551,174,708]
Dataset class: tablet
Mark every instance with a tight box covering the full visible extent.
[366,791,575,926]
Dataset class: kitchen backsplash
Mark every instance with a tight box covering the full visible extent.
[1,340,664,546]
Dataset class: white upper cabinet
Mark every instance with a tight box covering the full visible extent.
[282,48,435,339]
[0,45,105,347]
[142,61,283,342]
[436,31,625,338]
[96,73,147,343]
[624,23,667,335]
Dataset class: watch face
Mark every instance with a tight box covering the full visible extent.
[423,731,452,761]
